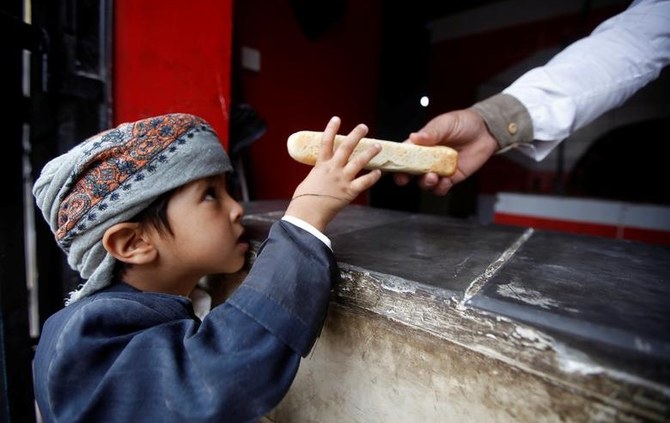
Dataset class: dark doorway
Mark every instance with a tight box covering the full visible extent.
[1,0,113,420]
[567,117,670,206]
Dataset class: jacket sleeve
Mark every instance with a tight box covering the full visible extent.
[36,220,338,423]
[225,219,338,355]
[193,219,339,420]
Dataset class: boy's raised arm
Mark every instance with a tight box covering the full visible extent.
[285,116,382,232]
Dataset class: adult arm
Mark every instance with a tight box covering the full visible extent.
[397,0,670,195]
[494,0,670,160]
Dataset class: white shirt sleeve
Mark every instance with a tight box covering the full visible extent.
[503,0,670,161]
[281,215,333,250]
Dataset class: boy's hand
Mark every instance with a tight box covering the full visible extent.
[286,116,382,232]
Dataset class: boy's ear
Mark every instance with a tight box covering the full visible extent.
[102,223,157,264]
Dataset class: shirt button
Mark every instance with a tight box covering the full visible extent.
[507,122,518,135]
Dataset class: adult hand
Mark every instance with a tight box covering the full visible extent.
[394,108,499,196]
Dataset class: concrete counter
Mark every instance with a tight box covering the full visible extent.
[240,201,670,422]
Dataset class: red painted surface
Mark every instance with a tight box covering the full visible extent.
[622,227,670,245]
[234,0,382,200]
[494,212,670,244]
[495,212,618,238]
[111,2,628,205]
[113,0,233,148]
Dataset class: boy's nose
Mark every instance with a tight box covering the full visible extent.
[230,199,244,223]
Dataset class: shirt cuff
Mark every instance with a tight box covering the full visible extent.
[470,93,534,151]
[281,215,332,250]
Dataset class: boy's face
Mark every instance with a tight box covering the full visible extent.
[154,174,248,278]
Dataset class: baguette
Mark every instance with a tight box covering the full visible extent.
[287,131,458,177]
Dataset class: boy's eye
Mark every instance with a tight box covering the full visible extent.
[204,187,217,200]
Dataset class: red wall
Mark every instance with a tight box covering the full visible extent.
[114,0,233,148]
[113,0,380,201]
[113,2,623,204]
[235,0,382,200]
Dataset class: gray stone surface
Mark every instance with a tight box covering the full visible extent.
[331,213,525,297]
[467,229,670,384]
[242,201,670,420]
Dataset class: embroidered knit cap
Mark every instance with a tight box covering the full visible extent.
[33,113,232,305]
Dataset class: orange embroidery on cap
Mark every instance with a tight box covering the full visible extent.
[56,114,207,241]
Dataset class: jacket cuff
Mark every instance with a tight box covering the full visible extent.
[470,93,533,151]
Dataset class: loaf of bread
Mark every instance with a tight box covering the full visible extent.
[287,131,458,177]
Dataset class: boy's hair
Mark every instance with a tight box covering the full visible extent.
[32,113,232,304]
[111,188,176,280]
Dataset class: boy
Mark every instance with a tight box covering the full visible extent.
[32,113,382,422]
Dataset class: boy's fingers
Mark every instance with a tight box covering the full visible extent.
[350,169,382,193]
[318,116,341,162]
[333,124,368,165]
[345,143,381,175]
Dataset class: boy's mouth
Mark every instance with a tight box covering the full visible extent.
[237,231,250,248]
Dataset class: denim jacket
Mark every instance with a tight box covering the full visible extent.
[33,220,338,422]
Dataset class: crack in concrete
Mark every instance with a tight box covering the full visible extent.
[461,227,534,306]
